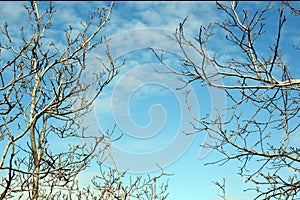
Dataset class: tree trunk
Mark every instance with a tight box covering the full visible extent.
[32,165,39,200]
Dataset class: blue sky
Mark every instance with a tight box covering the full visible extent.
[1,1,300,199]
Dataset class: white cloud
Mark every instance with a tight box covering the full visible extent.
[104,1,221,38]
[0,2,27,24]
[93,63,174,115]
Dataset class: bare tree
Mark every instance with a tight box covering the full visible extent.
[89,131,173,200]
[0,1,118,199]
[214,178,226,200]
[0,2,172,200]
[153,1,300,199]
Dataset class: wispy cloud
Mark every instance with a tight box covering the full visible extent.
[105,1,220,37]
